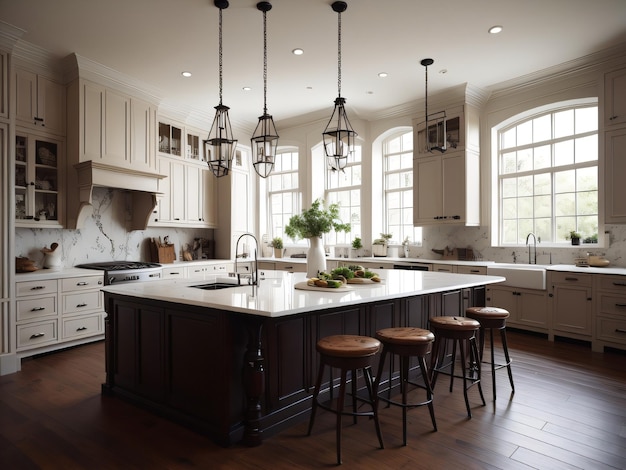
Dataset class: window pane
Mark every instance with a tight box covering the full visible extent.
[502,178,517,198]
[517,176,533,197]
[555,169,575,193]
[577,166,597,191]
[533,145,551,170]
[554,109,574,138]
[554,139,574,166]
[533,115,551,142]
[501,127,516,149]
[517,149,532,172]
[575,107,597,133]
[517,121,532,146]
[575,135,597,163]
[555,193,575,216]
[502,151,517,174]
[535,173,551,195]
[534,195,551,218]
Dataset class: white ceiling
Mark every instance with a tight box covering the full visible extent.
[2,0,626,132]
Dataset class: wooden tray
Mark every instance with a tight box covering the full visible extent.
[347,278,384,284]
[294,282,353,292]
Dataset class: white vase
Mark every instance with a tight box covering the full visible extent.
[307,237,327,278]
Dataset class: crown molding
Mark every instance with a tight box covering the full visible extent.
[0,20,25,51]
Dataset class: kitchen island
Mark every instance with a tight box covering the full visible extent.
[101,270,504,447]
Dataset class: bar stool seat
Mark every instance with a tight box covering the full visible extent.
[429,316,485,418]
[307,335,384,465]
[465,307,515,400]
[375,327,437,446]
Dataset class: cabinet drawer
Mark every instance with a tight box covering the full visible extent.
[456,266,487,275]
[16,279,57,297]
[597,275,626,293]
[62,291,103,315]
[162,267,186,279]
[596,316,626,345]
[598,294,626,317]
[550,271,592,286]
[17,296,57,321]
[432,264,456,273]
[62,313,104,339]
[61,276,104,292]
[17,320,58,349]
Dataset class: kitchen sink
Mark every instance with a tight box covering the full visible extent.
[191,282,241,290]
[486,264,547,290]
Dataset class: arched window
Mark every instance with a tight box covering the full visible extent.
[267,149,300,241]
[493,100,599,245]
[383,130,421,245]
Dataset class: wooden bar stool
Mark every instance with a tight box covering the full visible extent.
[374,327,437,446]
[307,334,384,465]
[466,307,515,401]
[429,316,485,418]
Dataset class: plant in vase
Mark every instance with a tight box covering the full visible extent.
[285,199,350,277]
[351,236,363,258]
[566,230,582,246]
[270,237,284,258]
[402,236,411,258]
[372,233,392,257]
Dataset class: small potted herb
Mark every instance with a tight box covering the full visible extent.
[372,233,392,257]
[270,237,284,258]
[566,231,582,245]
[351,236,363,257]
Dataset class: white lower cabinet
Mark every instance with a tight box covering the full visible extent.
[549,271,593,341]
[593,274,626,352]
[15,272,105,356]
[486,285,548,333]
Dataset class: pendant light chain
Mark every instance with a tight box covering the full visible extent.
[337,9,342,98]
[218,6,223,106]
[263,8,268,114]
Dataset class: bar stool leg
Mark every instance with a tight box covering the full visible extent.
[307,359,325,436]
[471,337,486,408]
[363,366,384,450]
[336,368,348,465]
[400,355,408,445]
[501,327,515,394]
[489,328,497,400]
[417,354,437,432]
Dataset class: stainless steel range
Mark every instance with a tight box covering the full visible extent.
[76,261,162,285]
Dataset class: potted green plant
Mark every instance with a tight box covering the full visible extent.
[372,233,392,257]
[351,236,363,257]
[270,237,283,258]
[566,230,582,245]
[285,199,350,277]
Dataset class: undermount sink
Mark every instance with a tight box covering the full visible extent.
[486,264,547,290]
[191,282,241,290]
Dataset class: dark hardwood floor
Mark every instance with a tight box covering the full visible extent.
[1,330,625,469]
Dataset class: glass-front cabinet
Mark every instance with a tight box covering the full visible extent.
[158,122,182,156]
[15,132,64,227]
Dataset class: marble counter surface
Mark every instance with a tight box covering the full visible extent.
[102,270,505,318]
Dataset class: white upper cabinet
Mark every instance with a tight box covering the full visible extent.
[413,102,480,226]
[14,68,66,135]
[603,65,626,224]
[0,51,7,119]
[604,67,626,128]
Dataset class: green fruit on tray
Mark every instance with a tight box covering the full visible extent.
[326,280,343,288]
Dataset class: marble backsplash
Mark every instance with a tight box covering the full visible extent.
[15,187,213,269]
[15,187,626,269]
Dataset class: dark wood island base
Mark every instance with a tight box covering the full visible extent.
[102,277,488,447]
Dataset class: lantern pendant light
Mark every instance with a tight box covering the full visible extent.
[323,1,357,172]
[205,0,238,178]
[421,58,447,153]
[251,1,279,178]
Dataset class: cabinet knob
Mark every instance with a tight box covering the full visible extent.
[609,115,618,120]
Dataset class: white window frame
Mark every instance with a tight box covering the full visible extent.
[492,99,601,247]
[267,149,300,242]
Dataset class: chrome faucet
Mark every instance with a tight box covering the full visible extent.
[234,233,259,286]
[525,232,537,264]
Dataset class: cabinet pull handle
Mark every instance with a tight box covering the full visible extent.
[609,115,618,120]
[470,270,480,273]
[76,326,88,331]
[615,328,626,334]
[30,286,45,290]
[564,277,578,281]
[34,117,44,122]
[98,280,103,285]
[76,282,88,286]
[76,303,88,308]
[612,282,626,287]
[30,307,46,312]
[30,333,45,339]
[615,303,626,308]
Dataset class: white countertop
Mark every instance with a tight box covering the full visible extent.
[101,270,505,318]
[15,267,104,281]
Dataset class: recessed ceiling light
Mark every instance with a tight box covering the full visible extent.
[242,86,252,91]
[378,72,388,78]
[292,48,304,55]
[181,71,192,77]
[439,69,448,74]
[488,25,503,34]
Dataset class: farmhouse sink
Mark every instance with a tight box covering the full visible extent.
[486,264,547,290]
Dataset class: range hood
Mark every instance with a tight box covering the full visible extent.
[67,161,166,230]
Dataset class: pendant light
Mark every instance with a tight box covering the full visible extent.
[421,58,447,153]
[323,1,357,172]
[205,0,237,178]
[250,1,279,178]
